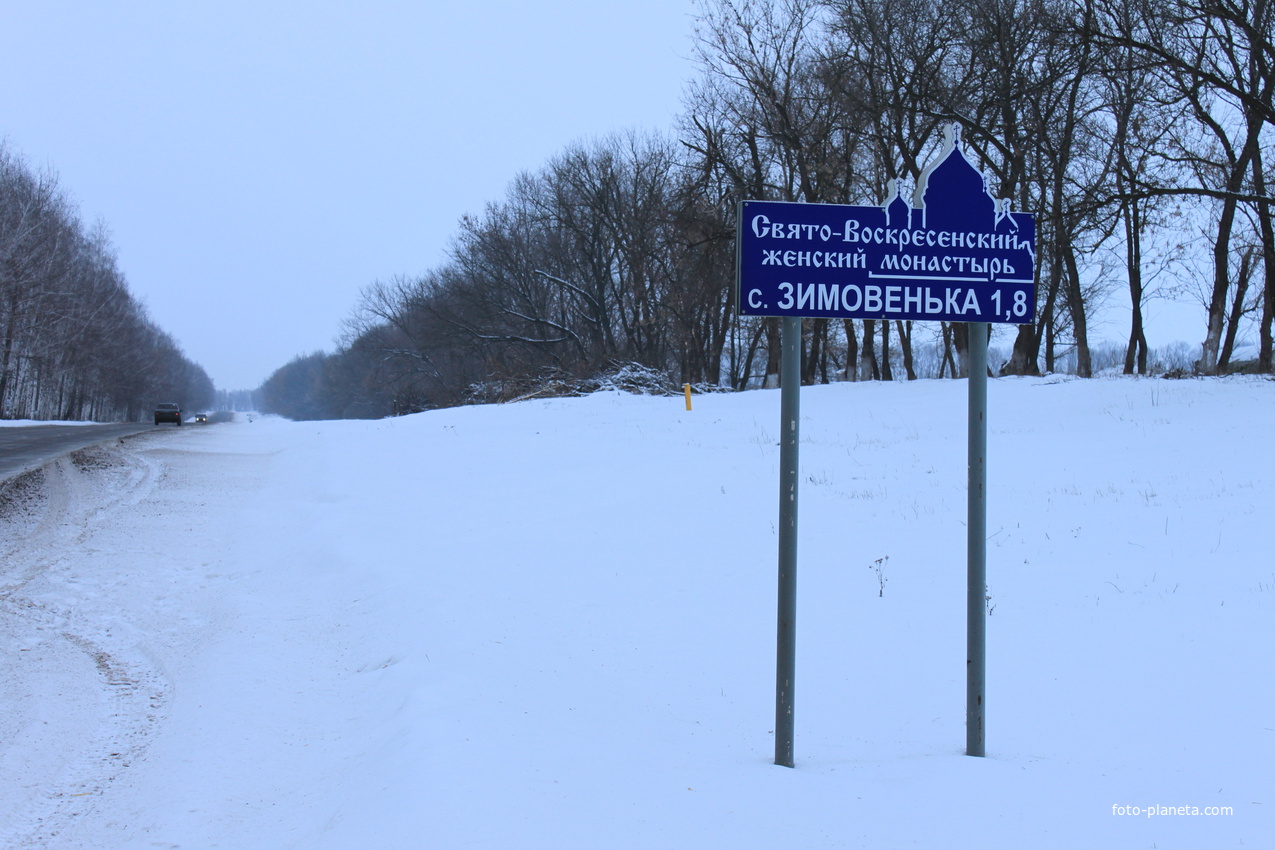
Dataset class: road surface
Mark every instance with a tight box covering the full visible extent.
[0,423,160,481]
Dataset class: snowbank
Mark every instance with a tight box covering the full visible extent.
[1,377,1270,848]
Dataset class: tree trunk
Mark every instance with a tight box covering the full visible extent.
[940,323,957,378]
[0,296,19,419]
[895,320,916,380]
[803,319,830,385]
[1218,248,1254,370]
[952,322,970,378]
[1254,146,1275,372]
[764,317,781,387]
[1002,324,1040,376]
[738,320,766,389]
[860,319,880,380]
[1122,196,1149,375]
[1198,190,1243,374]
[1199,113,1261,374]
[818,326,830,383]
[880,319,893,381]
[843,319,859,381]
[1064,242,1092,377]
[803,319,819,385]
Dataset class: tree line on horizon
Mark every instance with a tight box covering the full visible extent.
[0,143,214,421]
[259,0,1272,420]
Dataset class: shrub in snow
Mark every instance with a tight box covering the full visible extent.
[466,362,685,404]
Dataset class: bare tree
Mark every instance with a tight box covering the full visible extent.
[1083,0,1275,373]
[0,144,209,420]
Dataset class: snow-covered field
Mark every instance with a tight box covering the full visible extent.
[0,376,1270,849]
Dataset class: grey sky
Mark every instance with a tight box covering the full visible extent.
[2,1,696,390]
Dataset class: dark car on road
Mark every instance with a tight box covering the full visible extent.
[155,403,182,426]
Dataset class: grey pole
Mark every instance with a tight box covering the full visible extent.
[966,322,988,757]
[775,316,801,768]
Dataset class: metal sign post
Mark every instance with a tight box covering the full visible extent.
[736,126,1035,766]
[966,322,988,757]
[774,316,801,768]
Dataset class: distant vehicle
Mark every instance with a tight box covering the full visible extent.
[195,413,208,424]
[155,403,182,426]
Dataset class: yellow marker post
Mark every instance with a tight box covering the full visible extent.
[683,384,692,411]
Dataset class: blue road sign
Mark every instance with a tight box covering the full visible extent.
[737,131,1036,325]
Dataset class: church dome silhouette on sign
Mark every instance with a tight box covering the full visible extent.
[913,125,1000,233]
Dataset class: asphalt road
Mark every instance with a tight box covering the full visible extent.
[0,423,162,481]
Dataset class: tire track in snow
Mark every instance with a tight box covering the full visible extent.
[0,441,170,849]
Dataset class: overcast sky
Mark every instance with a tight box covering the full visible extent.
[3,2,1213,393]
[1,1,698,390]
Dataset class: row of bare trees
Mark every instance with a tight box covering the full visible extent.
[689,0,1275,379]
[258,132,743,418]
[0,144,213,421]
[262,0,1274,419]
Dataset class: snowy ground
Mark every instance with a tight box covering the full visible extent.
[0,376,1270,849]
